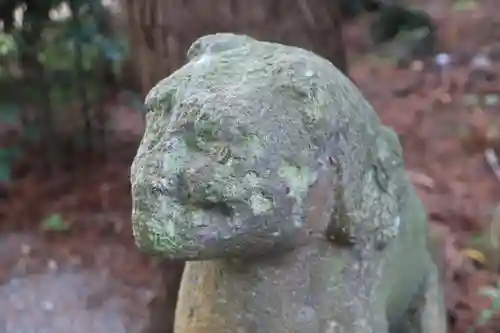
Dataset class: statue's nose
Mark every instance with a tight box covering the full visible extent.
[167,168,200,202]
[168,164,216,200]
[170,168,235,217]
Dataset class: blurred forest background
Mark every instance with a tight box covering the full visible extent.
[1,0,500,332]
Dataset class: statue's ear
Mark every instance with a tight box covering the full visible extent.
[379,125,403,157]
[186,33,255,60]
[186,39,204,61]
[325,185,356,248]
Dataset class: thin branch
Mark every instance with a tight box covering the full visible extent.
[485,148,500,184]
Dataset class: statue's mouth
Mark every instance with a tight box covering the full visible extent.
[187,200,235,218]
[160,170,238,218]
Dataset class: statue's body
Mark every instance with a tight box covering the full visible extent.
[130,33,447,333]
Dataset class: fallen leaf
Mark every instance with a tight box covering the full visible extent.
[461,248,487,265]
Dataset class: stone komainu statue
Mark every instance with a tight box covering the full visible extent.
[130,33,447,333]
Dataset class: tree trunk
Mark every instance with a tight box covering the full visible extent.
[297,0,347,74]
[123,0,348,97]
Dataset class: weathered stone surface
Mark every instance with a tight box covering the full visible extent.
[130,33,447,333]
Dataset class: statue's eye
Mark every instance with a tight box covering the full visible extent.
[212,145,231,164]
[327,233,356,247]
[151,184,169,196]
[197,119,219,141]
[325,218,356,247]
